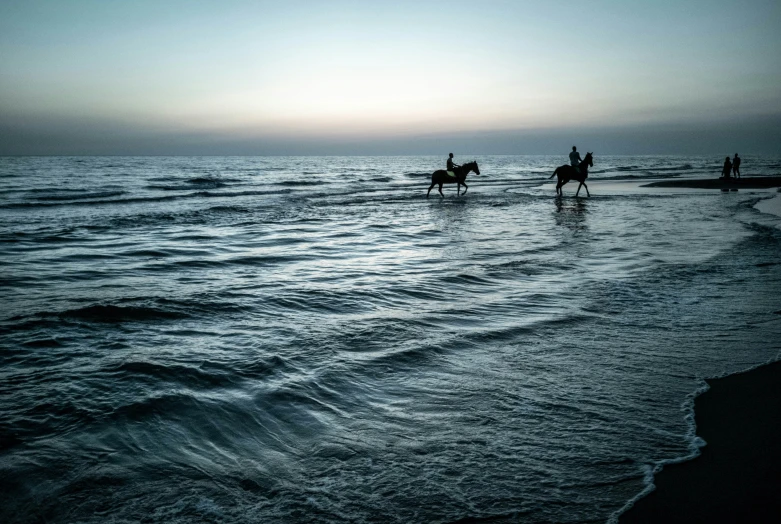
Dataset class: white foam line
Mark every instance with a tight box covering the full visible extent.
[754,193,781,223]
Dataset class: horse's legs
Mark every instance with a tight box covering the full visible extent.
[457,183,461,196]
[427,182,435,198]
[575,181,590,197]
[438,183,444,198]
[462,182,468,195]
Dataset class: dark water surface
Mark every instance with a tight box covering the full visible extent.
[1,156,780,523]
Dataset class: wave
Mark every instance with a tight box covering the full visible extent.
[20,186,121,194]
[188,176,241,185]
[0,189,293,209]
[12,304,189,324]
[107,391,201,422]
[106,360,235,388]
[483,259,548,276]
[0,232,25,243]
[278,180,327,186]
[148,183,221,191]
[232,355,297,380]
[612,164,694,173]
[22,338,64,348]
[205,204,254,213]
[655,164,695,172]
[1,194,182,209]
[147,177,242,191]
[439,273,497,286]
[117,249,171,258]
[31,190,126,201]
[104,355,298,391]
[136,253,302,273]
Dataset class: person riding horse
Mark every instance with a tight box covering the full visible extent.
[447,153,460,177]
[427,159,480,198]
[550,152,593,197]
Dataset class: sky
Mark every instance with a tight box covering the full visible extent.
[1,0,780,155]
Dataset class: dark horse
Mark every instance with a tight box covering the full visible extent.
[427,161,480,198]
[550,152,593,197]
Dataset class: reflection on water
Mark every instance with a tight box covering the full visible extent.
[554,195,588,231]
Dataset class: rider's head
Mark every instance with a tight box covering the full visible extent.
[449,153,453,158]
[572,146,577,151]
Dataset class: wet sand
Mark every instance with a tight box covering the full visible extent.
[642,176,781,189]
[620,360,781,523]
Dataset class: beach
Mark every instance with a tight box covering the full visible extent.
[620,360,781,523]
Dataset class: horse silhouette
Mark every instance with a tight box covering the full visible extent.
[427,161,480,198]
[549,153,593,196]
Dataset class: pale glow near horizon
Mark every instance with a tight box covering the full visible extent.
[1,0,780,145]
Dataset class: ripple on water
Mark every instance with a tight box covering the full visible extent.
[1,156,780,523]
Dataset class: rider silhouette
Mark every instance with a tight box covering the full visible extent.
[447,153,460,177]
[569,146,582,168]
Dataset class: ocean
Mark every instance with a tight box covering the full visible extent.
[1,155,780,523]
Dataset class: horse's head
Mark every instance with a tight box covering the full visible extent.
[466,161,480,175]
[585,152,593,168]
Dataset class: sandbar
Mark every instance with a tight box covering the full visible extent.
[641,176,781,189]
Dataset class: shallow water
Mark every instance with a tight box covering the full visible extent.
[1,156,780,523]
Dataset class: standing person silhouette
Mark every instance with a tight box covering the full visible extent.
[722,156,733,179]
[569,146,582,169]
[733,153,741,178]
[447,153,460,177]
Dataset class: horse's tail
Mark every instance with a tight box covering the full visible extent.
[549,167,559,179]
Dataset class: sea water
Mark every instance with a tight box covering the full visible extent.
[1,156,780,523]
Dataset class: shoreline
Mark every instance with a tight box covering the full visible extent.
[754,193,781,221]
[641,176,781,189]
[619,360,781,523]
